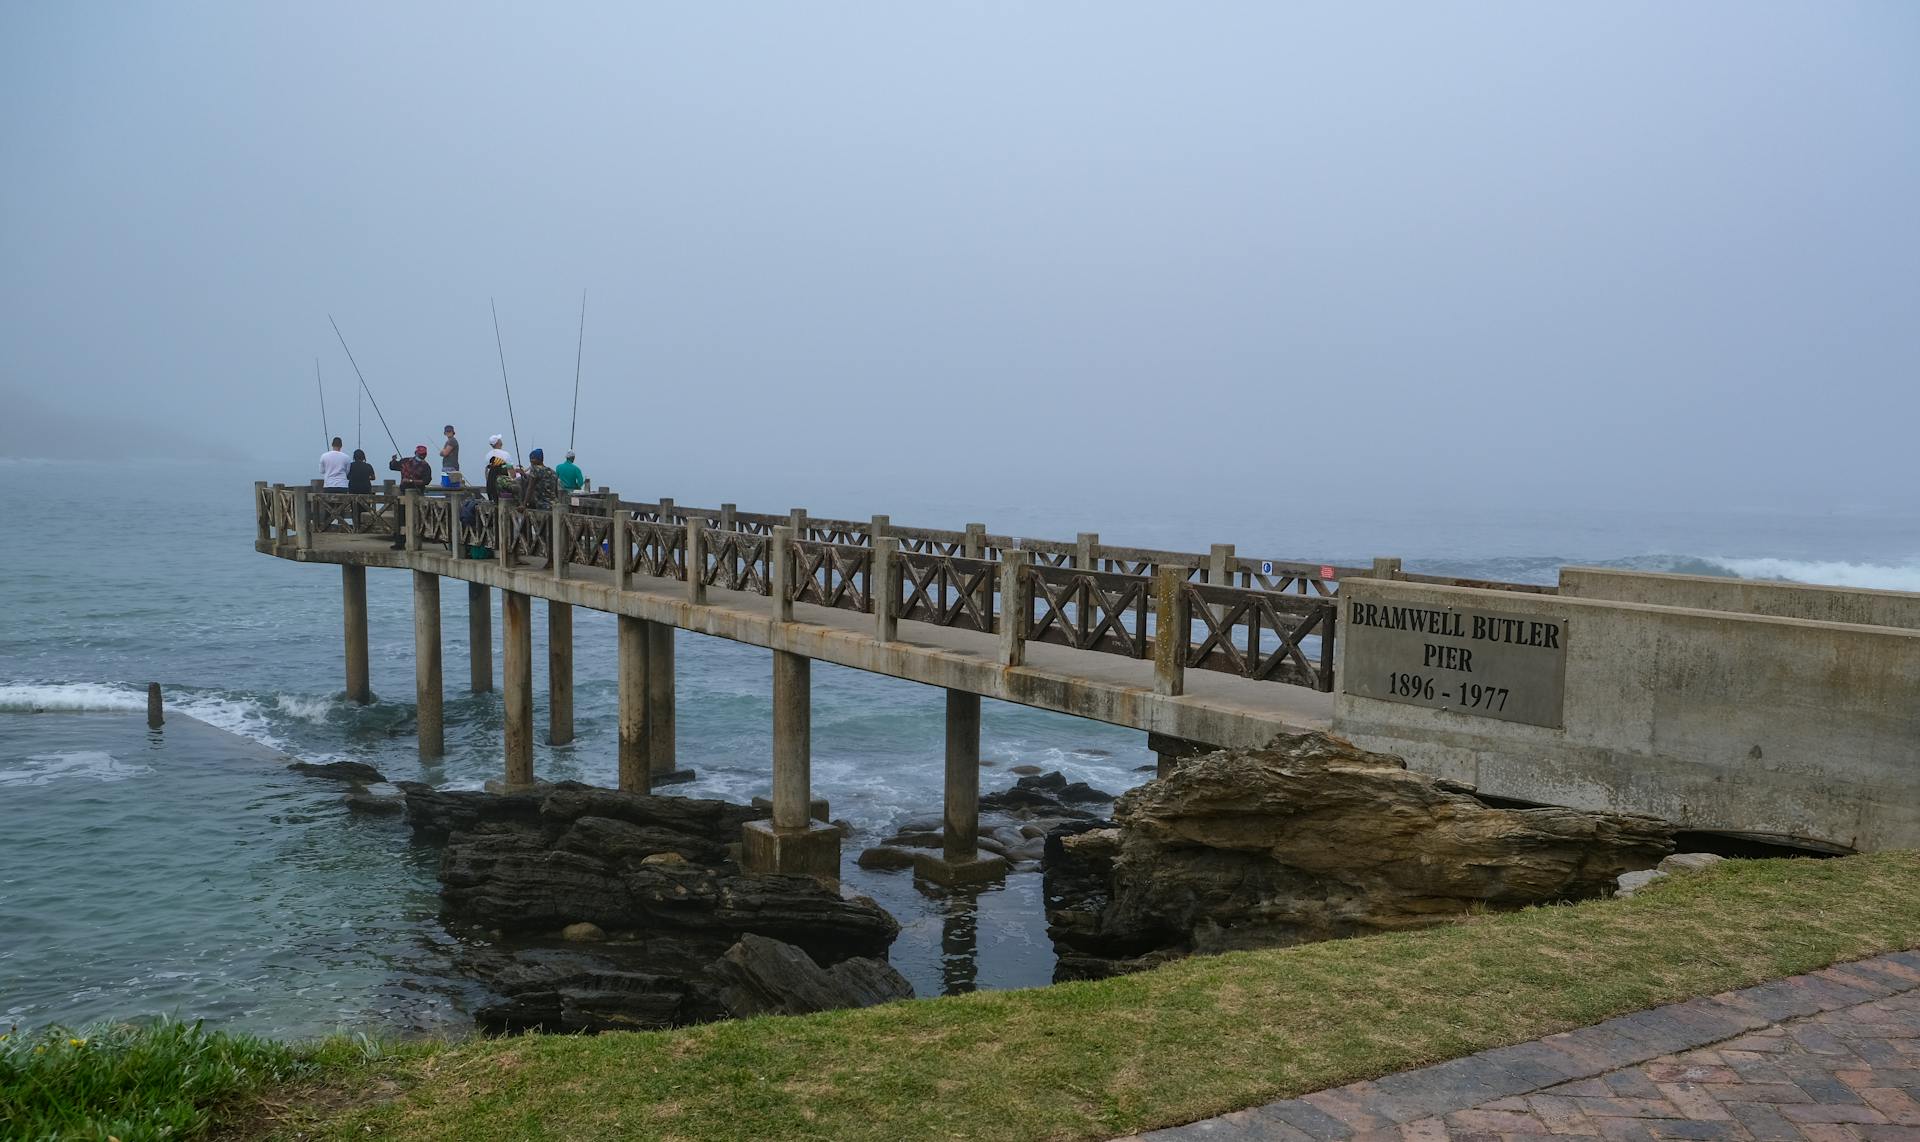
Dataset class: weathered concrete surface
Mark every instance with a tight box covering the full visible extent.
[260,535,1335,752]
[1335,578,1920,852]
[1562,565,1920,630]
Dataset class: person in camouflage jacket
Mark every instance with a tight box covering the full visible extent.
[520,448,561,510]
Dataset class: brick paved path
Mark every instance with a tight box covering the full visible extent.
[1135,951,1920,1142]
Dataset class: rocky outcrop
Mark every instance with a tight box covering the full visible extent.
[289,759,388,784]
[712,934,913,1018]
[1046,733,1674,979]
[399,784,909,1033]
[857,771,1116,874]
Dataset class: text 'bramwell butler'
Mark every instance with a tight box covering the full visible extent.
[1348,604,1562,649]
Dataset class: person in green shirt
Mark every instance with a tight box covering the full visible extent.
[555,450,585,492]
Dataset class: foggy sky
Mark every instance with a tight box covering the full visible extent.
[2,2,1916,518]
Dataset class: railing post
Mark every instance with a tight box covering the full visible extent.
[497,500,512,569]
[449,491,465,560]
[873,537,898,643]
[1371,557,1403,580]
[1075,531,1099,571]
[658,496,675,523]
[687,521,707,604]
[273,484,289,543]
[772,526,794,621]
[614,511,631,592]
[1154,566,1189,697]
[1208,543,1235,586]
[869,514,889,546]
[998,550,1027,667]
[720,503,737,533]
[551,507,567,580]
[294,489,313,551]
[255,481,270,543]
[789,507,808,540]
[963,523,985,559]
[406,490,422,553]
[382,479,398,537]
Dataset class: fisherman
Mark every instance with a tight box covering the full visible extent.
[520,448,560,510]
[319,437,350,488]
[485,434,515,468]
[439,425,461,484]
[388,444,433,550]
[555,450,585,493]
[346,449,376,494]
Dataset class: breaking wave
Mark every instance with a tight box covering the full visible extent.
[1700,557,1920,594]
[0,750,154,788]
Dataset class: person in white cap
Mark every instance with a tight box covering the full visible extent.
[486,434,515,468]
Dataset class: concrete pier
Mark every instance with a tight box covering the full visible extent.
[646,621,693,784]
[502,589,533,788]
[617,614,649,793]
[468,582,492,693]
[342,564,371,704]
[743,649,840,878]
[547,601,573,746]
[413,571,444,759]
[914,689,1006,886]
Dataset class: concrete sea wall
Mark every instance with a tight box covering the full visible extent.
[1332,578,1920,852]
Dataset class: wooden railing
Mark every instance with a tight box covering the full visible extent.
[254,482,1554,696]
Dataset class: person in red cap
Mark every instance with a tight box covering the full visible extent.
[388,444,433,549]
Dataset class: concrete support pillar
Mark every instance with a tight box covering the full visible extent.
[548,601,573,746]
[342,564,371,704]
[913,689,1006,886]
[771,650,810,829]
[942,690,981,861]
[1148,732,1217,780]
[617,614,650,793]
[742,650,841,879]
[413,571,444,758]
[502,589,533,789]
[468,582,492,693]
[647,622,692,783]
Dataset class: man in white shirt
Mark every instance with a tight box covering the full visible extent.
[485,433,516,468]
[319,437,350,488]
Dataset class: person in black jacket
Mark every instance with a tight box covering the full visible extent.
[345,448,378,533]
[388,445,432,549]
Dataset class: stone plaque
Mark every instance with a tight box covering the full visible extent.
[1343,600,1567,727]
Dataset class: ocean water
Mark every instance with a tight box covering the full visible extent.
[4,458,1918,1039]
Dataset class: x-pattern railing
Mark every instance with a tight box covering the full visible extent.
[1183,582,1336,691]
[1026,565,1150,657]
[563,513,613,570]
[898,552,998,633]
[791,541,871,613]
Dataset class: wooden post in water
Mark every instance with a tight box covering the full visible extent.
[147,683,164,729]
[502,589,533,788]
[342,564,371,704]
[617,614,650,792]
[413,571,444,758]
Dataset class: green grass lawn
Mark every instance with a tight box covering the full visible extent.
[229,851,1920,1142]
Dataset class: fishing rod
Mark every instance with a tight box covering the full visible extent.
[315,357,329,446]
[356,384,362,451]
[490,297,522,465]
[327,314,401,457]
[569,289,586,453]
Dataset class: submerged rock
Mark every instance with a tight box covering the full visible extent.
[400,784,906,1033]
[344,781,407,815]
[1046,732,1674,979]
[290,759,388,785]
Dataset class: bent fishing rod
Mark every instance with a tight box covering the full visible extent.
[327,314,402,457]
[315,357,329,446]
[491,297,522,464]
[569,289,585,453]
